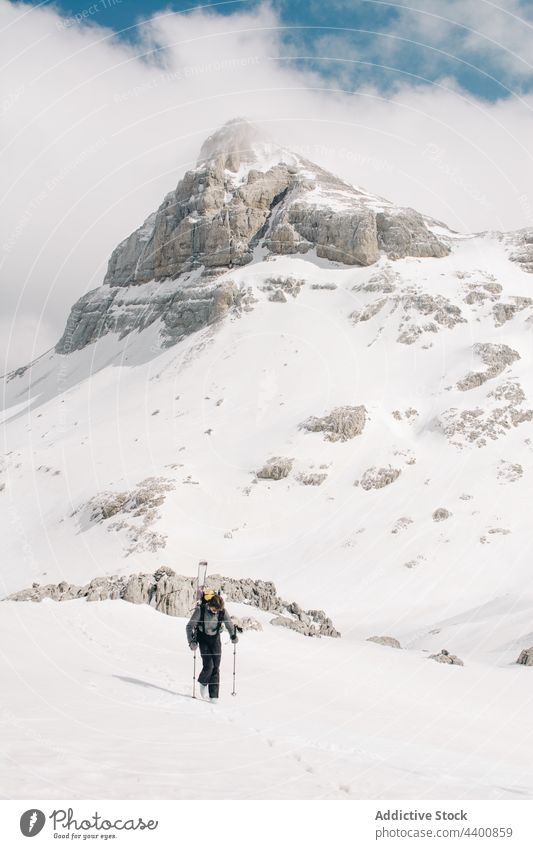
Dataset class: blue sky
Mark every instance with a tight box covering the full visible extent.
[30,0,533,100]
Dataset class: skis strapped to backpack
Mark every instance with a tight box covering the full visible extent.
[194,561,223,636]
[196,560,208,602]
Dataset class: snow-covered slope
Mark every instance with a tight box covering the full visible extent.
[2,599,532,799]
[2,120,533,799]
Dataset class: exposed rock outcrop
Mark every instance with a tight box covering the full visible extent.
[84,477,174,523]
[492,297,533,327]
[351,299,388,324]
[301,405,367,442]
[429,649,464,666]
[376,209,450,260]
[367,635,402,649]
[480,527,511,544]
[436,378,532,447]
[349,284,465,347]
[462,277,502,304]
[265,199,380,265]
[232,616,263,632]
[297,472,327,486]
[256,456,293,480]
[265,198,449,266]
[432,508,452,522]
[262,276,304,298]
[270,614,339,637]
[402,292,464,328]
[497,460,523,483]
[357,466,401,490]
[457,343,520,391]
[506,228,533,273]
[354,266,399,293]
[391,516,413,534]
[73,478,175,556]
[270,601,340,638]
[5,569,340,638]
[105,156,295,285]
[56,279,240,354]
[436,405,533,447]
[516,647,533,665]
[434,344,530,447]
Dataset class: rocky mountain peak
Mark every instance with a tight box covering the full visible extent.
[196,117,271,172]
[55,119,454,355]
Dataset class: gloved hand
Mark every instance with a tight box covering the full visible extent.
[230,633,238,644]
[189,642,198,651]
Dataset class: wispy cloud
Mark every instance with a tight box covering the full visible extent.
[281,0,533,97]
[361,0,533,91]
[389,0,533,77]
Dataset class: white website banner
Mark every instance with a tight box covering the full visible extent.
[1,800,532,848]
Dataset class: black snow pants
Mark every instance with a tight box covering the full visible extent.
[197,633,222,698]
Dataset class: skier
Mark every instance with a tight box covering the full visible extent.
[186,593,238,703]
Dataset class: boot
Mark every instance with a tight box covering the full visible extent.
[199,684,209,700]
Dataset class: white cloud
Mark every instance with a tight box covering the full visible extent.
[388,0,533,79]
[1,0,533,372]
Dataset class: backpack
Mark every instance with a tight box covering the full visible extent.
[196,589,224,636]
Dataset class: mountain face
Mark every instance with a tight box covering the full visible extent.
[105,118,449,282]
[4,117,533,603]
[3,119,533,799]
[56,118,450,354]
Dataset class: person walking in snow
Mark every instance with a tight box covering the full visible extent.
[186,593,238,703]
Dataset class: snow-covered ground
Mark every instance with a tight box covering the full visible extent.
[2,232,533,798]
[2,598,532,800]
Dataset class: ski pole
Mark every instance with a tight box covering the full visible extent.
[231,642,237,696]
[192,649,197,699]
